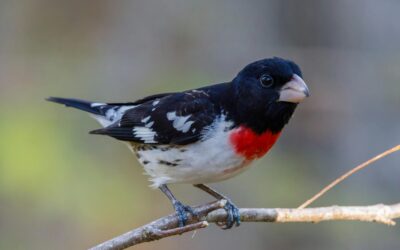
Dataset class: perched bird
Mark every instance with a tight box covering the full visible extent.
[48,57,309,229]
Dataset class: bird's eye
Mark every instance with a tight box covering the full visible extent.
[260,74,274,88]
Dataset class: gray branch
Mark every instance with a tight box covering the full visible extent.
[89,202,400,250]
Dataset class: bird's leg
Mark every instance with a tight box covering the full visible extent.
[159,184,198,227]
[193,184,240,229]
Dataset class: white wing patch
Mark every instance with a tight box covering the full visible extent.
[141,116,151,123]
[105,105,136,123]
[90,102,106,107]
[91,114,113,127]
[91,105,136,127]
[166,111,195,133]
[145,121,154,128]
[133,127,157,143]
[141,115,155,128]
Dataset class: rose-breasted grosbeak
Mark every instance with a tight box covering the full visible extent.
[48,57,309,228]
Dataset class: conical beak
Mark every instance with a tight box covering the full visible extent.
[278,74,310,103]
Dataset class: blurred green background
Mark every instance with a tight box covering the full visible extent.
[1,1,400,249]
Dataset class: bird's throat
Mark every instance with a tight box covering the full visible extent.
[229,126,281,160]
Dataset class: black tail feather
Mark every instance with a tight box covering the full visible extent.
[89,128,105,134]
[46,97,103,115]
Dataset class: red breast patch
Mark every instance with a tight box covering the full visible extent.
[229,126,281,160]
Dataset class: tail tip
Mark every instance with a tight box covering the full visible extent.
[46,96,70,105]
[89,129,105,135]
[46,96,59,103]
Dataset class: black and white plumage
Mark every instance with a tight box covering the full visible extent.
[90,89,216,145]
[48,57,310,228]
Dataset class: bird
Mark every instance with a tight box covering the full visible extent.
[47,57,309,229]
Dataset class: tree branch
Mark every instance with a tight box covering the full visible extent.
[89,202,400,250]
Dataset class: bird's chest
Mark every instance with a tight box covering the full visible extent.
[228,126,281,160]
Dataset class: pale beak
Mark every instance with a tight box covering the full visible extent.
[278,74,310,103]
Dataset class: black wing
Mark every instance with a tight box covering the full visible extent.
[90,90,217,145]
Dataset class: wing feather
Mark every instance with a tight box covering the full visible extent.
[90,90,217,145]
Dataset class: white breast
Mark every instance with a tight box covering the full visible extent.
[131,116,252,188]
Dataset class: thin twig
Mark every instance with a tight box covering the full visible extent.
[89,202,400,250]
[298,145,400,209]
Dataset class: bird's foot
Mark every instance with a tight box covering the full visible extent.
[173,201,199,227]
[217,199,240,229]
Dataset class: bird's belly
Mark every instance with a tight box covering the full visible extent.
[133,143,251,188]
[131,127,256,187]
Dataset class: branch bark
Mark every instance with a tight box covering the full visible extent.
[89,202,400,250]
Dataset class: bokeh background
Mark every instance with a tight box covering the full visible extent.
[1,1,400,249]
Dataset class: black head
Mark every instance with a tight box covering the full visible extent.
[231,57,309,134]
